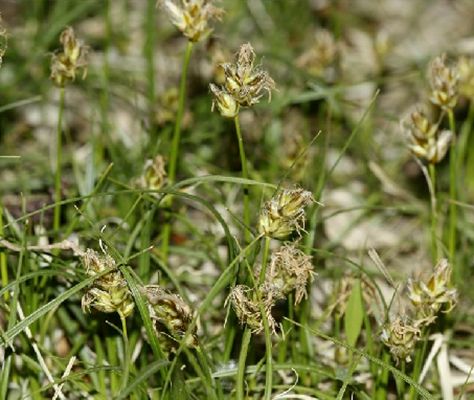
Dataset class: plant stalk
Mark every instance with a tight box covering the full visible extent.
[234,115,251,244]
[161,41,193,262]
[53,87,65,235]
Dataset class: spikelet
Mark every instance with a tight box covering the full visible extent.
[258,187,315,240]
[81,249,134,319]
[429,54,459,111]
[266,243,316,305]
[403,110,452,164]
[380,315,421,364]
[50,27,88,87]
[160,0,224,43]
[407,259,457,327]
[142,285,198,353]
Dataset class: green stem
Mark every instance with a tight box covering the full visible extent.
[53,87,65,235]
[236,328,252,400]
[409,331,429,400]
[428,163,438,261]
[167,41,193,184]
[258,237,272,400]
[234,115,251,244]
[0,203,7,301]
[161,40,193,262]
[236,237,272,400]
[120,315,130,392]
[447,110,457,267]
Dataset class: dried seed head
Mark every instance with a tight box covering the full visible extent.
[139,155,167,192]
[380,315,421,364]
[209,83,239,118]
[429,54,459,111]
[50,27,88,87]
[258,187,315,240]
[403,110,453,164]
[159,0,224,43]
[296,29,337,77]
[227,284,276,334]
[407,259,457,326]
[458,56,474,98]
[267,243,316,305]
[81,249,134,319]
[221,43,275,107]
[142,285,198,352]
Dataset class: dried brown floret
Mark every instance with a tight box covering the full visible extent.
[226,284,276,334]
[266,243,316,305]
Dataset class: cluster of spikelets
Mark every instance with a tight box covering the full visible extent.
[209,42,275,118]
[159,0,224,43]
[258,187,316,240]
[228,188,316,334]
[81,249,135,320]
[402,54,459,164]
[380,259,457,363]
[141,285,198,353]
[50,26,88,88]
[80,248,197,355]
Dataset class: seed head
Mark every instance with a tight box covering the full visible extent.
[258,187,315,240]
[50,27,88,87]
[159,0,224,43]
[380,315,421,364]
[407,259,457,326]
[139,155,167,192]
[209,83,239,118]
[221,43,275,107]
[267,243,316,305]
[227,284,276,334]
[81,249,134,319]
[142,285,198,352]
[429,54,459,111]
[403,110,453,164]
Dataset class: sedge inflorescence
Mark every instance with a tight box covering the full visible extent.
[159,0,224,43]
[209,43,275,118]
[381,259,457,364]
[258,187,315,240]
[50,27,88,88]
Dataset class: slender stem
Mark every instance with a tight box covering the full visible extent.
[236,327,252,400]
[428,163,438,261]
[234,115,251,244]
[236,236,272,400]
[447,110,457,267]
[161,41,193,262]
[167,41,193,184]
[258,237,272,400]
[0,203,8,301]
[145,0,156,122]
[120,315,130,391]
[53,87,65,235]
